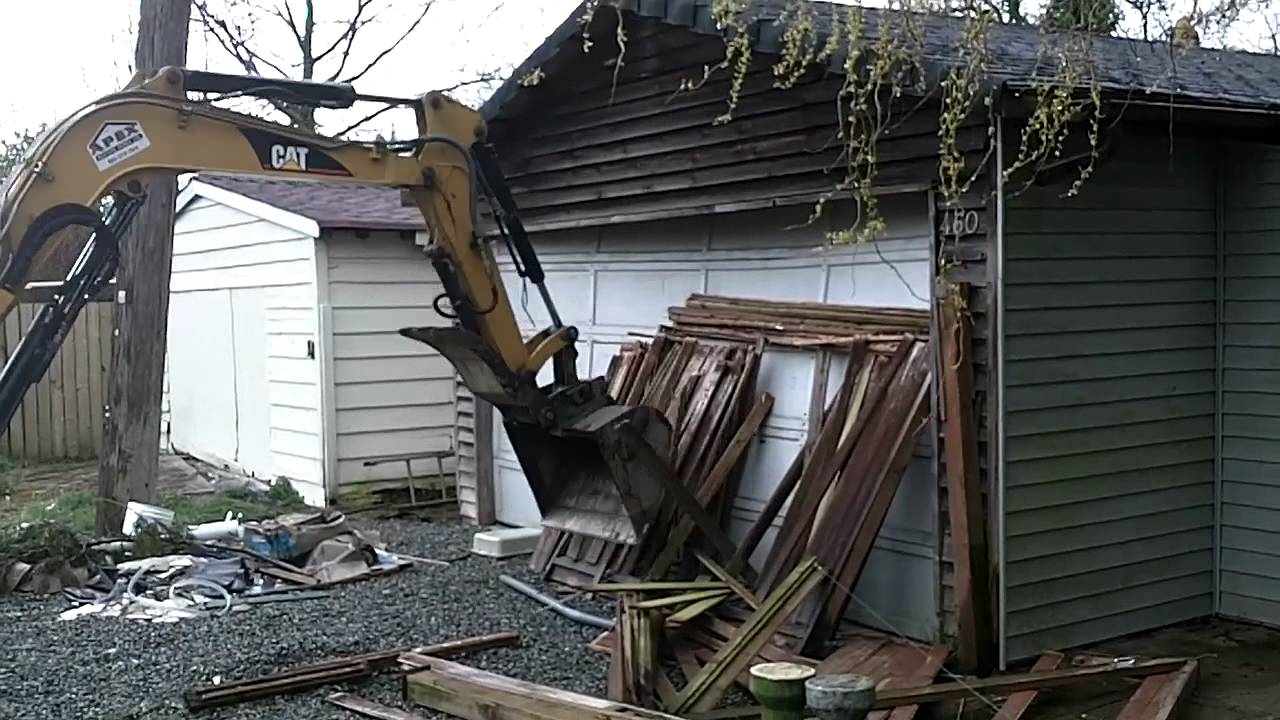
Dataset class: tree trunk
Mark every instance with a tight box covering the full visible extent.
[95,0,192,535]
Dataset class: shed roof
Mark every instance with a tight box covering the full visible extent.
[197,173,425,230]
[483,0,1280,122]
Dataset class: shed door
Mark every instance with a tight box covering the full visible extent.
[491,197,940,641]
[168,288,273,476]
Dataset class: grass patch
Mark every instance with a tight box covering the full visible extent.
[2,480,310,536]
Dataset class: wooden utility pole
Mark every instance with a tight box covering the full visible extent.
[95,0,192,534]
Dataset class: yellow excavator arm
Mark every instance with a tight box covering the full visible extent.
[0,67,672,544]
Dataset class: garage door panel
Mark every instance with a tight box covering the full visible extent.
[755,350,817,431]
[592,341,625,380]
[503,269,593,327]
[850,544,940,640]
[486,201,938,640]
[708,266,825,302]
[734,434,805,507]
[826,259,930,309]
[594,269,703,327]
[885,452,938,540]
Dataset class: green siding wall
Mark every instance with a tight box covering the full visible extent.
[1002,140,1217,660]
[1220,144,1280,626]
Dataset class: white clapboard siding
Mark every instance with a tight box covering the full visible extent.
[170,196,325,505]
[324,230,457,488]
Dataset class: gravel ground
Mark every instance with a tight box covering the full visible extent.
[0,519,612,720]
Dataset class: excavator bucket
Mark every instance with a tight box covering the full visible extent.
[503,403,672,546]
[401,325,671,545]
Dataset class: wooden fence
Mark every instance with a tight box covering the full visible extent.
[0,302,114,460]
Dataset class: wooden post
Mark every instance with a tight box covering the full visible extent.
[939,281,996,675]
[95,0,192,534]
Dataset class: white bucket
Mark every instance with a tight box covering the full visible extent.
[121,501,176,536]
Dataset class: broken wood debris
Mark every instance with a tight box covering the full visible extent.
[1114,660,1199,720]
[870,657,1192,709]
[667,294,929,348]
[183,631,519,709]
[402,654,685,720]
[992,651,1064,720]
[940,281,996,675]
[326,692,429,720]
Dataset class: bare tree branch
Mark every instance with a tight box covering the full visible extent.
[340,1,433,83]
[333,73,499,136]
[314,0,376,64]
[193,1,290,76]
[273,1,303,46]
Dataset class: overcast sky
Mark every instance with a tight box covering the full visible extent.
[0,0,581,138]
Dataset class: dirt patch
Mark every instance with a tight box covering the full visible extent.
[1030,617,1280,720]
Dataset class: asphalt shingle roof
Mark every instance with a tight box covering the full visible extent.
[197,173,425,230]
[483,0,1280,121]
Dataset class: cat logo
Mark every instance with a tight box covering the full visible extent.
[270,144,310,172]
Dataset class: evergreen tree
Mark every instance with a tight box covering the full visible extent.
[1041,0,1122,32]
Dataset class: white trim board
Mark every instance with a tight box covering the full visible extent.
[175,179,321,239]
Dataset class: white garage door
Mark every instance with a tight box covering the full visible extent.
[492,196,939,640]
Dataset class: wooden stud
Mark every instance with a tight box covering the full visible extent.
[649,393,775,578]
[1114,661,1199,720]
[664,593,731,627]
[798,341,932,652]
[692,551,760,609]
[671,558,824,714]
[587,581,730,593]
[992,651,1064,720]
[403,655,686,720]
[869,658,1193,710]
[940,282,995,675]
[326,693,429,720]
[756,349,866,594]
[629,589,732,610]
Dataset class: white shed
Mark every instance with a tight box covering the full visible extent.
[164,174,456,507]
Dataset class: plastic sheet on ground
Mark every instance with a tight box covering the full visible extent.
[54,510,414,622]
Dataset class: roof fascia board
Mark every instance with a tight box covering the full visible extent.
[176,179,322,238]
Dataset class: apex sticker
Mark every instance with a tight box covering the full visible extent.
[240,128,351,176]
[88,122,151,172]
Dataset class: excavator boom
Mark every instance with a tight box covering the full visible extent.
[0,67,670,544]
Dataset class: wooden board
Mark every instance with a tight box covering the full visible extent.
[672,558,823,714]
[992,652,1064,720]
[403,655,685,720]
[940,283,995,674]
[869,658,1192,709]
[326,693,429,720]
[1114,661,1199,720]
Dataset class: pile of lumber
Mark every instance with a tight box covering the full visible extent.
[667,293,930,348]
[755,335,932,656]
[530,333,768,586]
[522,292,948,715]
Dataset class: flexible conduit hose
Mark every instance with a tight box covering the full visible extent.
[498,574,613,630]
